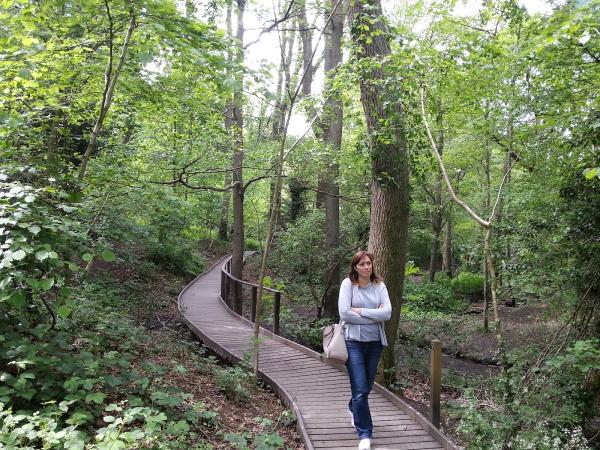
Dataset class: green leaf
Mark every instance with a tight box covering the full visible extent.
[7,292,26,307]
[224,77,242,92]
[583,167,598,180]
[25,278,39,289]
[28,225,41,235]
[101,250,116,262]
[57,305,73,318]
[82,253,93,262]
[39,277,55,291]
[12,249,26,260]
[85,392,106,404]
[35,250,49,261]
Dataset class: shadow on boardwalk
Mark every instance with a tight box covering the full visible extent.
[178,255,460,450]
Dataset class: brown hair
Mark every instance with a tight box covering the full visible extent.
[348,250,382,284]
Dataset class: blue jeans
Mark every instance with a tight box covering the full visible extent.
[346,339,383,439]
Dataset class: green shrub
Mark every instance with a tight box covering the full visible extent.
[212,365,253,402]
[245,238,261,250]
[147,238,205,276]
[452,271,484,297]
[404,280,467,313]
[282,316,333,351]
[458,339,600,449]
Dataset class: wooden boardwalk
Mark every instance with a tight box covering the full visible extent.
[178,255,460,450]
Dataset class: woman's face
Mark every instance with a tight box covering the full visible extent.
[355,255,373,279]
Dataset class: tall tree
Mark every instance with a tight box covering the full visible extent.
[347,0,410,379]
[230,0,246,313]
[427,99,445,282]
[78,4,137,182]
[296,0,343,318]
[319,0,344,318]
[218,0,235,242]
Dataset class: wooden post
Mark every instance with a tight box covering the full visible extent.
[273,291,281,335]
[252,286,257,322]
[224,275,230,307]
[431,339,442,428]
[221,269,225,300]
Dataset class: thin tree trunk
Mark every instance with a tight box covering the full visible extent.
[320,0,343,318]
[78,6,136,182]
[348,0,410,381]
[270,9,296,223]
[428,101,444,282]
[231,0,246,314]
[483,126,492,331]
[47,111,61,178]
[442,208,453,278]
[219,0,235,242]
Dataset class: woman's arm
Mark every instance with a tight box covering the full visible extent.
[338,278,378,324]
[356,283,392,321]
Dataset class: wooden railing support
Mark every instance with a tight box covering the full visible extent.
[431,339,442,428]
[220,255,282,333]
[273,292,281,335]
[221,269,225,301]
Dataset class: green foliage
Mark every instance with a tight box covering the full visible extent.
[282,316,334,351]
[457,399,590,450]
[0,173,88,321]
[451,272,484,297]
[404,279,467,313]
[224,430,285,450]
[404,260,420,277]
[212,365,253,402]
[458,339,600,449]
[245,238,261,251]
[271,210,327,283]
[148,238,205,276]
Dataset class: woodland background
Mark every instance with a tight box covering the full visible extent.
[0,0,599,448]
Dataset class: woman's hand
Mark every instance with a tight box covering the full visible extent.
[350,307,362,314]
[378,304,385,309]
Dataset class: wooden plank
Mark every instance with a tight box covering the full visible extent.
[312,441,443,450]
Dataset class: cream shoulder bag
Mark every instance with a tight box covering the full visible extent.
[323,284,355,363]
[322,321,347,363]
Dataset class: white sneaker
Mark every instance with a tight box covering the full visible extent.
[358,438,371,450]
[348,408,354,428]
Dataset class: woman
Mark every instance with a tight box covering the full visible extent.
[339,250,392,450]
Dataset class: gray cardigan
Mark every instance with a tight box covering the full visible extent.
[338,277,392,346]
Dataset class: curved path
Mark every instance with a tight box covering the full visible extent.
[178,255,460,450]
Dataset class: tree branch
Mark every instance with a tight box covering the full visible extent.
[420,88,490,228]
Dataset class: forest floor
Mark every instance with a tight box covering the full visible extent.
[92,242,305,449]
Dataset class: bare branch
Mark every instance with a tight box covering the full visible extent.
[244,0,296,49]
[489,154,518,222]
[420,88,490,228]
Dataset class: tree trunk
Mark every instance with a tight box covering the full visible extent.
[231,0,246,314]
[219,0,235,242]
[482,132,492,332]
[428,102,444,282]
[46,111,61,178]
[348,0,410,381]
[78,6,136,182]
[442,208,453,278]
[320,0,343,318]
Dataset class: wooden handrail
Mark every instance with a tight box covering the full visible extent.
[221,260,280,294]
[221,255,282,335]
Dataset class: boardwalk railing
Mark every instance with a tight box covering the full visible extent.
[220,256,282,335]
